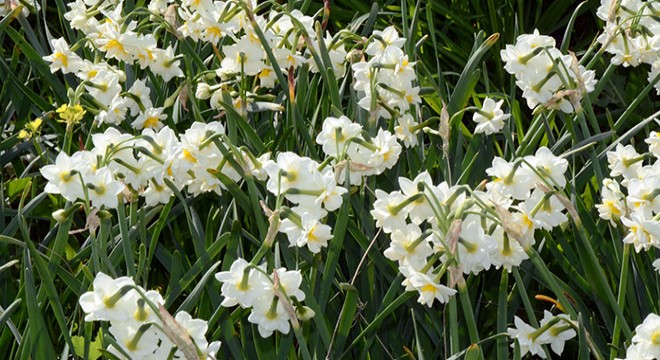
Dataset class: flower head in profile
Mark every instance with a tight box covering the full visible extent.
[507,316,550,359]
[540,310,576,356]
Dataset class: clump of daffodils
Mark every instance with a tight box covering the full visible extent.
[215,258,314,338]
[258,113,404,255]
[188,1,347,114]
[597,131,660,253]
[371,146,572,306]
[41,1,184,130]
[40,122,264,210]
[352,26,424,146]
[501,30,598,113]
[79,272,220,359]
[596,0,660,94]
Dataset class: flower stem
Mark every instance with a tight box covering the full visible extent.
[609,244,630,360]
[457,282,483,360]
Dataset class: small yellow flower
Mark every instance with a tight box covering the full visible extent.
[56,104,86,126]
[26,117,43,132]
[17,129,30,140]
[17,117,43,140]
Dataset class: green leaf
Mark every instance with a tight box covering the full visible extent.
[72,332,103,360]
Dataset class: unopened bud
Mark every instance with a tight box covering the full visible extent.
[296,305,316,321]
[52,209,67,222]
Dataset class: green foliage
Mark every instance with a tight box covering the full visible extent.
[1,0,659,359]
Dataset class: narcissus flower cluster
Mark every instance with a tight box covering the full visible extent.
[501,30,597,113]
[41,122,264,209]
[215,258,313,338]
[598,131,660,255]
[352,26,423,146]
[596,0,660,94]
[372,146,572,306]
[41,1,186,130]
[189,1,347,113]
[79,272,220,359]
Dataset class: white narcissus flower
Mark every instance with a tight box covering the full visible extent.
[399,266,456,307]
[220,37,265,76]
[215,258,270,308]
[486,157,535,200]
[631,313,660,359]
[368,129,402,174]
[131,107,167,131]
[539,310,576,356]
[370,189,409,234]
[86,69,123,107]
[473,98,510,135]
[269,268,305,301]
[621,213,660,253]
[525,146,568,187]
[144,180,174,207]
[365,26,406,56]
[646,131,660,158]
[596,179,625,224]
[316,169,347,211]
[40,151,89,202]
[383,223,432,267]
[394,113,420,148]
[79,272,137,322]
[614,343,647,360]
[248,295,291,338]
[607,143,643,180]
[507,316,550,359]
[489,225,529,272]
[131,290,164,324]
[626,176,660,216]
[108,322,162,359]
[519,188,568,230]
[315,115,363,157]
[398,171,445,224]
[263,152,317,196]
[125,79,154,116]
[654,259,660,275]
[86,167,125,209]
[95,96,128,125]
[151,46,184,81]
[174,311,210,353]
[42,37,84,74]
[279,209,333,254]
[457,220,497,275]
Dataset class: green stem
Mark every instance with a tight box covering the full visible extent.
[497,270,509,360]
[609,244,630,360]
[458,282,483,360]
[512,267,539,327]
[448,296,459,355]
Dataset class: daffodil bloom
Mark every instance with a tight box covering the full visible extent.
[43,38,84,74]
[630,313,660,359]
[473,98,510,135]
[79,272,137,322]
